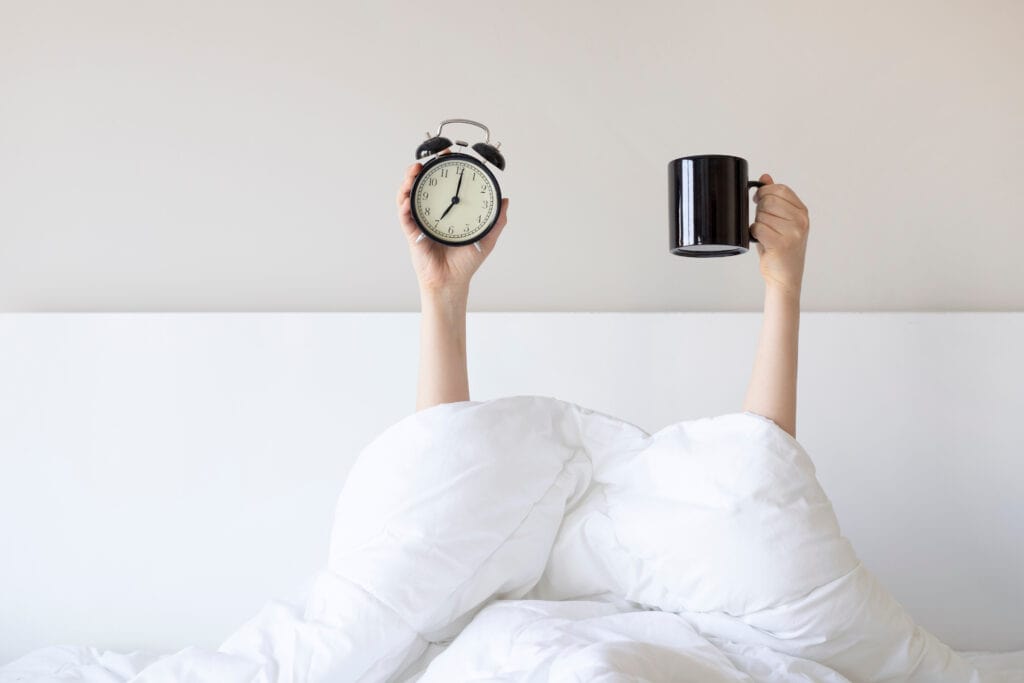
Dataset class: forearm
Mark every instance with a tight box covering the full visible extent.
[416,286,470,411]
[742,284,801,438]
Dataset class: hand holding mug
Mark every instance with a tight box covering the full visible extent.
[750,173,810,296]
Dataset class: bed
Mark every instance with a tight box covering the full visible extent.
[0,313,1021,679]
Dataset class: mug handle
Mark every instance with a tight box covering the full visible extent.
[747,180,765,243]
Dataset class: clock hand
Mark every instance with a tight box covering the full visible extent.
[438,171,464,221]
[439,199,456,220]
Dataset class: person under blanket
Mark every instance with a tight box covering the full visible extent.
[9,163,1018,681]
[396,159,806,433]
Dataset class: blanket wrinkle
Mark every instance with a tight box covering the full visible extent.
[314,569,415,637]
[425,448,591,623]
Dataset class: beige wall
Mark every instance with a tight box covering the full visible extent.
[1,0,1021,312]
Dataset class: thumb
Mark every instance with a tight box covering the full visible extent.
[759,173,773,185]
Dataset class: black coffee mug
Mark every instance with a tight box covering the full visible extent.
[668,154,764,257]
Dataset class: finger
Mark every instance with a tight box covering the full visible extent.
[403,161,422,184]
[756,182,806,211]
[755,194,805,222]
[756,186,802,208]
[753,211,803,241]
[396,162,423,207]
[755,189,806,215]
[750,219,785,243]
[397,196,421,240]
[477,198,509,255]
[753,173,773,203]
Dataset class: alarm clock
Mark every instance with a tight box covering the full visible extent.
[410,118,506,247]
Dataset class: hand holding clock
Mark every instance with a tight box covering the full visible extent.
[397,158,510,295]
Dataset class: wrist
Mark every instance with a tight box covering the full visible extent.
[765,281,802,303]
[420,284,469,310]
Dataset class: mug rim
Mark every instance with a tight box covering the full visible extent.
[668,154,747,164]
[671,245,750,257]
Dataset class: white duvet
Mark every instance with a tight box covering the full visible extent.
[3,396,1022,682]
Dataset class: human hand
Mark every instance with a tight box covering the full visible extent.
[396,156,510,296]
[750,174,810,296]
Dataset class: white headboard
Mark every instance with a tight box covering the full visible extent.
[1,312,1021,663]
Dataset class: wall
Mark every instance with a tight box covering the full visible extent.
[1,1,1022,312]
[1,312,1022,664]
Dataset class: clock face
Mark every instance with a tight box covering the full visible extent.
[411,154,501,245]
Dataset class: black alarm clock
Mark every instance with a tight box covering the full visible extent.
[410,118,506,247]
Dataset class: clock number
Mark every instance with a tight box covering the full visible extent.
[477,215,482,224]
[422,191,429,200]
[424,207,431,216]
[448,227,453,234]
[428,178,437,187]
[441,169,449,178]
